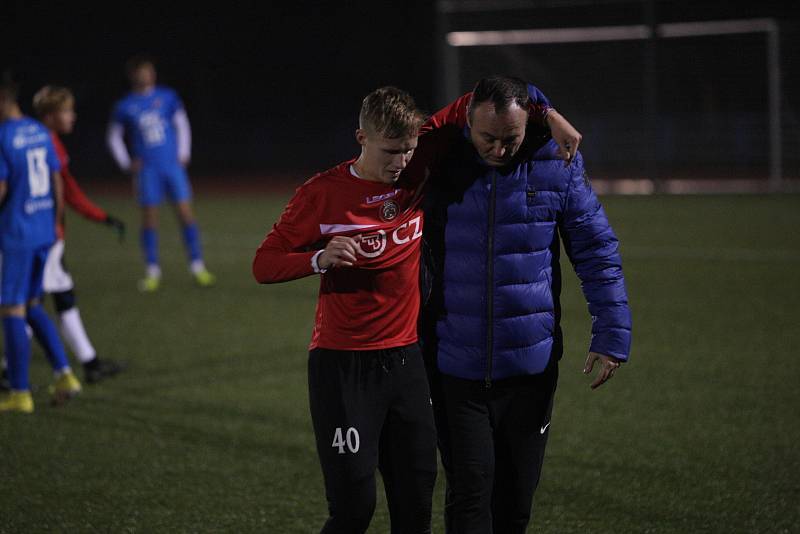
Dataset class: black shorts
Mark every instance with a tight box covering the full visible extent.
[308,343,438,534]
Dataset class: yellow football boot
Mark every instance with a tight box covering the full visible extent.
[193,269,216,288]
[138,275,161,293]
[0,391,34,413]
[49,369,82,406]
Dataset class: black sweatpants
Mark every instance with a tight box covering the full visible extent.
[308,343,438,534]
[440,363,559,534]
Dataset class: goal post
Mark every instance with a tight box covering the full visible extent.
[439,13,784,191]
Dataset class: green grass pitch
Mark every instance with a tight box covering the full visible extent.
[1,191,798,533]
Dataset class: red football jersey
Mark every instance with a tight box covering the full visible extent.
[253,159,428,351]
[423,91,551,134]
[51,133,108,239]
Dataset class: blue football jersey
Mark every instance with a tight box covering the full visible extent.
[111,86,183,167]
[0,117,60,250]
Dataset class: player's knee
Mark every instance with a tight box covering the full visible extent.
[454,461,493,499]
[1,304,26,318]
[52,290,76,313]
[327,497,376,533]
[326,477,376,532]
[176,203,195,224]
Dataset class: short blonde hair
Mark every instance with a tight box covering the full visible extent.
[33,86,74,118]
[359,86,426,139]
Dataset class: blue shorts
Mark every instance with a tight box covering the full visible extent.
[136,163,193,207]
[0,245,49,306]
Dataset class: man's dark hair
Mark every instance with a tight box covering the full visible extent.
[125,55,155,77]
[469,75,530,117]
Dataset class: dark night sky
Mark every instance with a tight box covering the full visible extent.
[4,1,438,177]
[4,1,798,180]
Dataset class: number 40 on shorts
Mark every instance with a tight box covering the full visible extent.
[332,427,360,454]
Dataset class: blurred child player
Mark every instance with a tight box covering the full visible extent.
[33,85,125,383]
[106,56,214,291]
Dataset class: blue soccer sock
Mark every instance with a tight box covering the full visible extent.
[26,305,70,373]
[3,316,32,390]
[140,227,159,267]
[181,222,203,263]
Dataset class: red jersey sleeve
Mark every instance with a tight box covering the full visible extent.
[423,89,552,134]
[253,183,323,283]
[50,134,108,229]
[63,171,108,223]
[422,92,472,134]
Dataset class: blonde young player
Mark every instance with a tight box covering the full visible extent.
[32,86,125,383]
[253,87,438,533]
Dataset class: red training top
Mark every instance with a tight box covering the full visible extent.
[51,133,108,239]
[253,157,431,351]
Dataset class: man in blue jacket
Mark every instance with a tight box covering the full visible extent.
[420,76,632,533]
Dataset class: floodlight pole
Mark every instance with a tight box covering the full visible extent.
[443,17,784,191]
[644,0,659,190]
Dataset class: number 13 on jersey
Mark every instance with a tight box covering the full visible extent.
[26,147,50,197]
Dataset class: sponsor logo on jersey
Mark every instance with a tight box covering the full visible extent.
[13,131,49,150]
[379,200,399,222]
[366,190,399,205]
[357,230,387,258]
[354,215,423,259]
[24,198,54,215]
[391,215,422,245]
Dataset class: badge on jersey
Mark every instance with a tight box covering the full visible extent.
[379,200,399,222]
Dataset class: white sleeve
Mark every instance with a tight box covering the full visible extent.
[106,122,131,171]
[173,108,192,163]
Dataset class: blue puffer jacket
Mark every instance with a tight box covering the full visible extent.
[421,129,632,383]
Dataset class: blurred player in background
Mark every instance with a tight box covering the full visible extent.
[106,56,214,292]
[0,81,81,413]
[32,85,125,383]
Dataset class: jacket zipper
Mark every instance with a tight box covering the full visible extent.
[485,170,497,388]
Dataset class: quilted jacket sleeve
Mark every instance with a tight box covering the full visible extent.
[559,154,632,361]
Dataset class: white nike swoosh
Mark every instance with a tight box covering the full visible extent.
[540,422,551,434]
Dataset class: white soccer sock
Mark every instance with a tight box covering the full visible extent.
[146,264,162,279]
[190,259,206,275]
[59,308,96,364]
